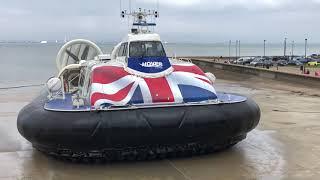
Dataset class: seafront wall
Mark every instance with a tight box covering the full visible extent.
[189,58,320,88]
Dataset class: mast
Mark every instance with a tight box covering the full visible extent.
[121,8,159,34]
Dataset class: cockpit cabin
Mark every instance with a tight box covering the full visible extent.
[111,33,166,61]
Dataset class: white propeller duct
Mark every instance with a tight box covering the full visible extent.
[56,39,103,71]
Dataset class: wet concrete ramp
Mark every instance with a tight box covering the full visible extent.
[1,75,320,179]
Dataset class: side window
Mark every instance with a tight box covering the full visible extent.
[117,43,128,57]
[122,43,128,57]
[117,44,125,57]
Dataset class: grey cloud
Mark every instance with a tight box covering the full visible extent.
[0,0,319,43]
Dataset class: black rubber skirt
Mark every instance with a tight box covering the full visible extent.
[17,91,260,161]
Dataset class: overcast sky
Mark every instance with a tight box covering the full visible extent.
[0,0,320,43]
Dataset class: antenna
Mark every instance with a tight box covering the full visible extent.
[156,0,159,17]
[121,6,159,34]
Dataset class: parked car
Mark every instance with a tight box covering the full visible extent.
[307,61,319,66]
[242,57,255,65]
[288,59,303,66]
[250,58,264,66]
[277,60,288,66]
[278,56,289,61]
[272,57,282,62]
[309,54,320,59]
[250,58,273,67]
[296,57,313,64]
[264,60,274,67]
[264,56,272,61]
[233,57,254,65]
[232,58,244,64]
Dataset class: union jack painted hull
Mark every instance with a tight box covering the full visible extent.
[90,62,217,108]
[19,61,260,158]
[18,90,260,158]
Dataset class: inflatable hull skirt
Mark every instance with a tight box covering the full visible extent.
[17,92,260,162]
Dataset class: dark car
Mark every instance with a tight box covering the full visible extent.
[296,57,313,64]
[288,59,303,66]
[277,60,288,66]
[250,58,264,66]
[264,56,272,61]
[272,57,282,62]
[250,58,273,67]
[263,60,274,67]
[277,56,289,61]
[310,54,320,59]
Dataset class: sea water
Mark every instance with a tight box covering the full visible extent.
[0,42,319,88]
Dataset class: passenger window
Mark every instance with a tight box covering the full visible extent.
[122,43,128,57]
[118,44,125,57]
[117,43,128,57]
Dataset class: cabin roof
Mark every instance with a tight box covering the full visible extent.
[123,33,161,42]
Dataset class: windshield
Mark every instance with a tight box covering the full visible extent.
[129,41,166,58]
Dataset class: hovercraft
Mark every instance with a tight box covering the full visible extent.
[17,9,260,162]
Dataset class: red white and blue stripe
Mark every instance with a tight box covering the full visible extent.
[90,64,217,108]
